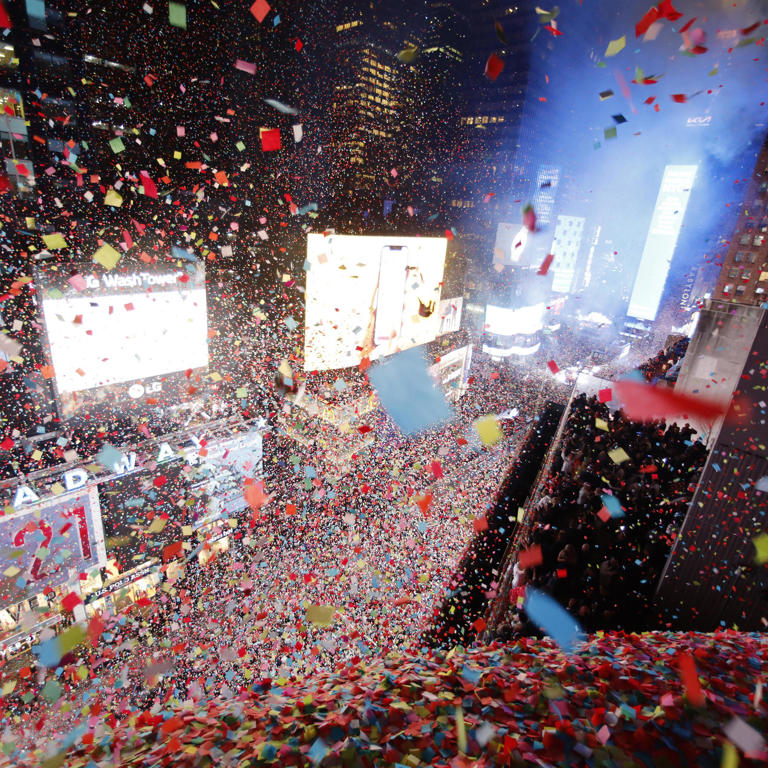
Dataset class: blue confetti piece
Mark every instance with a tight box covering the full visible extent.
[524,588,585,654]
[32,635,63,669]
[307,738,330,763]
[272,13,280,25]
[171,245,197,262]
[368,347,452,436]
[461,665,482,684]
[756,476,768,492]
[601,494,625,519]
[96,443,125,471]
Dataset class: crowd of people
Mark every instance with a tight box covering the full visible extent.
[638,337,690,382]
[494,391,708,640]
[0,350,572,759]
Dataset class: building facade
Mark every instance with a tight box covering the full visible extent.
[714,134,768,306]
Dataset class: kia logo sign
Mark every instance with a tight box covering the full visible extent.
[686,116,712,127]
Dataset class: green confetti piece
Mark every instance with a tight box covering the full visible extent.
[41,679,62,702]
[169,1,187,29]
[109,137,125,153]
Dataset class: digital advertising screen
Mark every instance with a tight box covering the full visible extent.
[97,429,262,572]
[35,261,208,418]
[437,297,463,336]
[304,234,446,371]
[0,487,105,609]
[627,165,698,322]
[482,303,545,357]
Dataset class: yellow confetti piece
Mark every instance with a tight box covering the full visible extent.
[595,418,609,431]
[306,604,336,626]
[104,189,123,207]
[92,243,122,270]
[42,233,68,250]
[517,507,525,522]
[608,447,630,464]
[148,517,167,534]
[721,740,738,768]
[605,35,626,57]
[474,415,502,446]
[455,705,467,753]
[753,533,768,565]
[1,680,16,696]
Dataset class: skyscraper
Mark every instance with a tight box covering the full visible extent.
[327,0,466,221]
[714,134,768,306]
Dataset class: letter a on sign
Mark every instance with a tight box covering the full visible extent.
[14,485,40,508]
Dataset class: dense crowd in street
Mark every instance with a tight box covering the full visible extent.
[495,391,708,640]
[0,352,571,759]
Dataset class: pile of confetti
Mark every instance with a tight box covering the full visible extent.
[2,630,766,767]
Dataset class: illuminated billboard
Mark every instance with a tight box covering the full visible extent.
[627,165,698,322]
[437,297,463,336]
[304,234,446,371]
[36,262,208,417]
[482,303,544,357]
[493,222,531,267]
[0,488,105,609]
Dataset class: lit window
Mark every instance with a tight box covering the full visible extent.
[728,268,740,279]
[739,234,751,245]
[754,235,765,247]
[723,284,733,294]
[736,285,746,295]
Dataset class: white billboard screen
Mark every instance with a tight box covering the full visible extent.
[484,303,545,336]
[304,234,446,371]
[437,297,463,335]
[37,263,208,416]
[627,165,697,321]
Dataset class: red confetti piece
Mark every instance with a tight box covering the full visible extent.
[537,253,554,276]
[473,516,489,532]
[260,128,281,152]
[250,0,270,23]
[598,387,613,403]
[518,545,543,569]
[547,360,560,375]
[163,541,183,562]
[613,379,728,423]
[678,652,705,706]
[484,53,505,81]
[61,592,82,611]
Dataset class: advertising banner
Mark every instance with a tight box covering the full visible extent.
[304,234,446,371]
[0,487,105,609]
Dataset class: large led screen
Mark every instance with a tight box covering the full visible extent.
[0,488,105,609]
[627,165,698,322]
[304,234,446,371]
[36,262,208,417]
